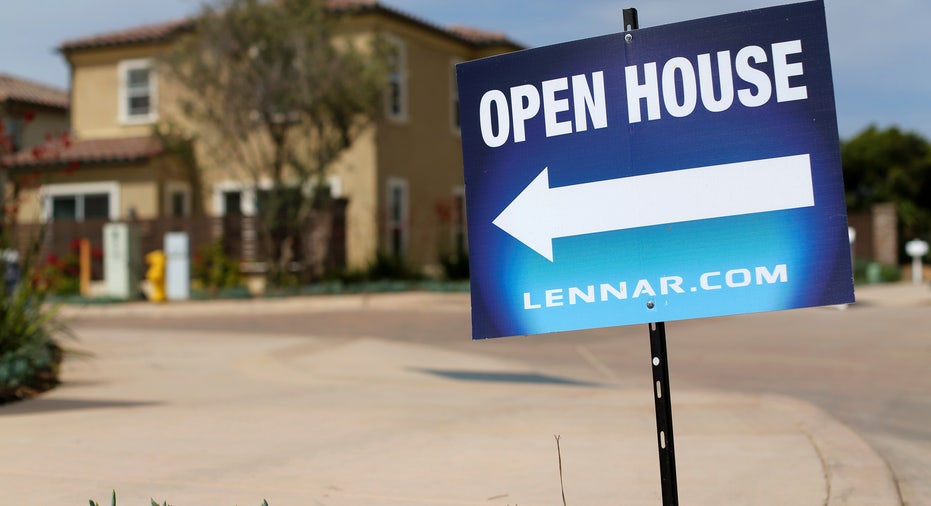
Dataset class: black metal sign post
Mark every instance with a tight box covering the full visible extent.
[648,322,679,505]
[623,8,680,505]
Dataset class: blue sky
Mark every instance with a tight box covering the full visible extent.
[1,0,928,140]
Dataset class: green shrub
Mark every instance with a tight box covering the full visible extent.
[853,259,902,284]
[327,251,421,284]
[0,231,68,404]
[37,251,80,295]
[439,250,469,280]
[33,239,103,296]
[365,251,421,281]
[192,240,242,293]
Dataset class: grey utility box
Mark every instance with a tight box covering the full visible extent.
[165,232,190,301]
[104,222,141,299]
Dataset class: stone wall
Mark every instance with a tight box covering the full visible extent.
[847,203,898,264]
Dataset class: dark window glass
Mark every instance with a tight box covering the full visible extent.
[391,228,403,258]
[52,196,77,220]
[6,118,23,152]
[223,191,242,215]
[391,186,403,221]
[126,67,152,117]
[83,194,110,219]
[128,95,150,116]
[171,192,186,217]
[128,68,150,87]
[390,82,402,116]
[388,183,406,257]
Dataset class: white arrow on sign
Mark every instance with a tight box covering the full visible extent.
[493,154,815,261]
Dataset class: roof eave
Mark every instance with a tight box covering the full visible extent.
[340,4,526,51]
[1,97,69,113]
[59,3,525,55]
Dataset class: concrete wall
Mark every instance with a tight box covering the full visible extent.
[848,203,899,265]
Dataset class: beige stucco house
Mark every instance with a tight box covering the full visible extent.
[6,1,521,274]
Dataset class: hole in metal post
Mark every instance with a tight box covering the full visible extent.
[656,380,662,399]
[660,431,666,449]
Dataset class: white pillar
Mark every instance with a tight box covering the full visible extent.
[905,239,928,285]
[165,232,190,300]
[104,223,141,299]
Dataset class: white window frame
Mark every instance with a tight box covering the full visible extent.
[212,181,256,216]
[212,178,344,218]
[164,181,192,218]
[118,58,158,125]
[41,181,120,222]
[324,175,343,198]
[298,176,342,200]
[386,177,409,257]
[450,58,463,135]
[384,35,409,123]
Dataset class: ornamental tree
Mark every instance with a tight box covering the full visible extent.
[842,125,931,241]
[161,0,391,285]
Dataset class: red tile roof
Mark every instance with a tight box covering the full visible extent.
[59,1,522,53]
[447,25,512,46]
[0,74,69,110]
[330,1,522,48]
[3,135,165,169]
[60,19,194,52]
[326,0,378,11]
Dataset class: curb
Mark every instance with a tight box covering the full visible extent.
[770,395,902,505]
[57,291,472,320]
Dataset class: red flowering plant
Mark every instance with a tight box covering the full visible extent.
[0,108,72,403]
[35,243,82,295]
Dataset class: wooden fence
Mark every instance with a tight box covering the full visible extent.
[13,198,347,281]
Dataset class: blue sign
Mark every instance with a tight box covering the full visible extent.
[457,0,854,340]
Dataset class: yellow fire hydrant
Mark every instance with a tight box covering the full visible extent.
[145,250,166,303]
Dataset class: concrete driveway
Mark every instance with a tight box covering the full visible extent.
[0,286,917,505]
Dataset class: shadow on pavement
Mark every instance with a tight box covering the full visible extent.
[0,398,163,416]
[411,368,601,387]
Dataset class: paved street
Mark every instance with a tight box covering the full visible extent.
[0,283,926,504]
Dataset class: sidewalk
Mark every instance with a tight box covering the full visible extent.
[3,290,910,505]
[851,280,931,307]
[56,280,931,321]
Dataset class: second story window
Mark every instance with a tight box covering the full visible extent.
[385,36,408,122]
[4,117,23,152]
[118,59,157,124]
